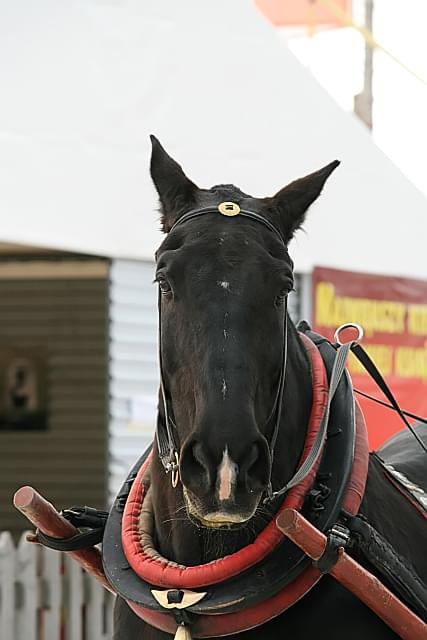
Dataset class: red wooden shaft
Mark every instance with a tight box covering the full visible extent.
[14,486,113,593]
[277,509,426,640]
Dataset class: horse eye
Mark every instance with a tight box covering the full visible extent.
[157,278,172,295]
[275,288,290,307]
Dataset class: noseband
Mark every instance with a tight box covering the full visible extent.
[155,201,294,501]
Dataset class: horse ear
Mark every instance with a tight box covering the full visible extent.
[269,160,340,241]
[150,135,199,232]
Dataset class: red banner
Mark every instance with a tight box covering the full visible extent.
[312,267,427,449]
[255,0,352,28]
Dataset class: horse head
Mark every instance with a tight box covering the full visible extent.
[150,136,339,529]
[112,140,425,638]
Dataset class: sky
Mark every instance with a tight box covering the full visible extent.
[282,0,427,197]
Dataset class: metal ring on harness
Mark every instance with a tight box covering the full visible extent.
[171,451,180,488]
[334,323,364,346]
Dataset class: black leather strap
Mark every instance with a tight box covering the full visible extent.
[36,506,108,552]
[102,341,356,617]
[346,509,427,622]
[350,343,427,454]
[37,527,105,552]
[169,206,285,245]
[313,524,350,573]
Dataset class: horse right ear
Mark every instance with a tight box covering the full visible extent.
[150,136,199,232]
[268,160,340,242]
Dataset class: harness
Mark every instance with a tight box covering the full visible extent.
[100,202,367,637]
[34,325,427,636]
[33,202,427,637]
[102,328,369,637]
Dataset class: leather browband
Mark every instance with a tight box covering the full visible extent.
[169,206,286,246]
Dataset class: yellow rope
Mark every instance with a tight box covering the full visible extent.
[316,0,427,86]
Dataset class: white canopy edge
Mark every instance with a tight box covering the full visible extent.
[0,0,426,278]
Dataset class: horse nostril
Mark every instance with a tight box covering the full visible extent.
[244,443,260,474]
[180,437,271,498]
[242,439,271,492]
[180,440,212,492]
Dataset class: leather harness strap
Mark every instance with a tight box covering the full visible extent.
[267,337,357,500]
[101,331,369,637]
[113,374,368,638]
[121,334,329,590]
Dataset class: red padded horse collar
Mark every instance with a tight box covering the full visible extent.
[102,333,369,637]
[122,334,328,589]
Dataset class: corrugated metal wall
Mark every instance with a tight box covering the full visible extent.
[290,273,311,324]
[108,260,159,501]
[0,260,109,534]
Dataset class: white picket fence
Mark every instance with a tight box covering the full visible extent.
[0,531,115,640]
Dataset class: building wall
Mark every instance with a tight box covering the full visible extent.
[292,273,312,325]
[108,260,159,501]
[0,259,109,534]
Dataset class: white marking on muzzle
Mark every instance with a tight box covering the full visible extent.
[217,447,237,502]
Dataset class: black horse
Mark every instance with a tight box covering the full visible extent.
[112,138,426,639]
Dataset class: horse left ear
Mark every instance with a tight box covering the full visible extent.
[150,135,199,232]
[269,160,340,241]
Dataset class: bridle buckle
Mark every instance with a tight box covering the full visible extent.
[167,450,180,489]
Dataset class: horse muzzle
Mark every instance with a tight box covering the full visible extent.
[182,486,261,529]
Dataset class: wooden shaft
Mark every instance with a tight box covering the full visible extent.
[277,509,426,640]
[14,486,113,593]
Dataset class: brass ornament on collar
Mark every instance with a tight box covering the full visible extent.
[151,588,207,609]
[218,201,241,216]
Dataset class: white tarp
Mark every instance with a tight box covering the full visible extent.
[0,0,426,278]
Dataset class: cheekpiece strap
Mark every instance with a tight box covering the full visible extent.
[155,202,287,483]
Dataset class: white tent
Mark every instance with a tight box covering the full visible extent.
[0,0,426,278]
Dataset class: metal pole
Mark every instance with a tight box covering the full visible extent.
[354,0,374,129]
[13,485,113,593]
[277,508,426,640]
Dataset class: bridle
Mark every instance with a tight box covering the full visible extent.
[155,201,323,501]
